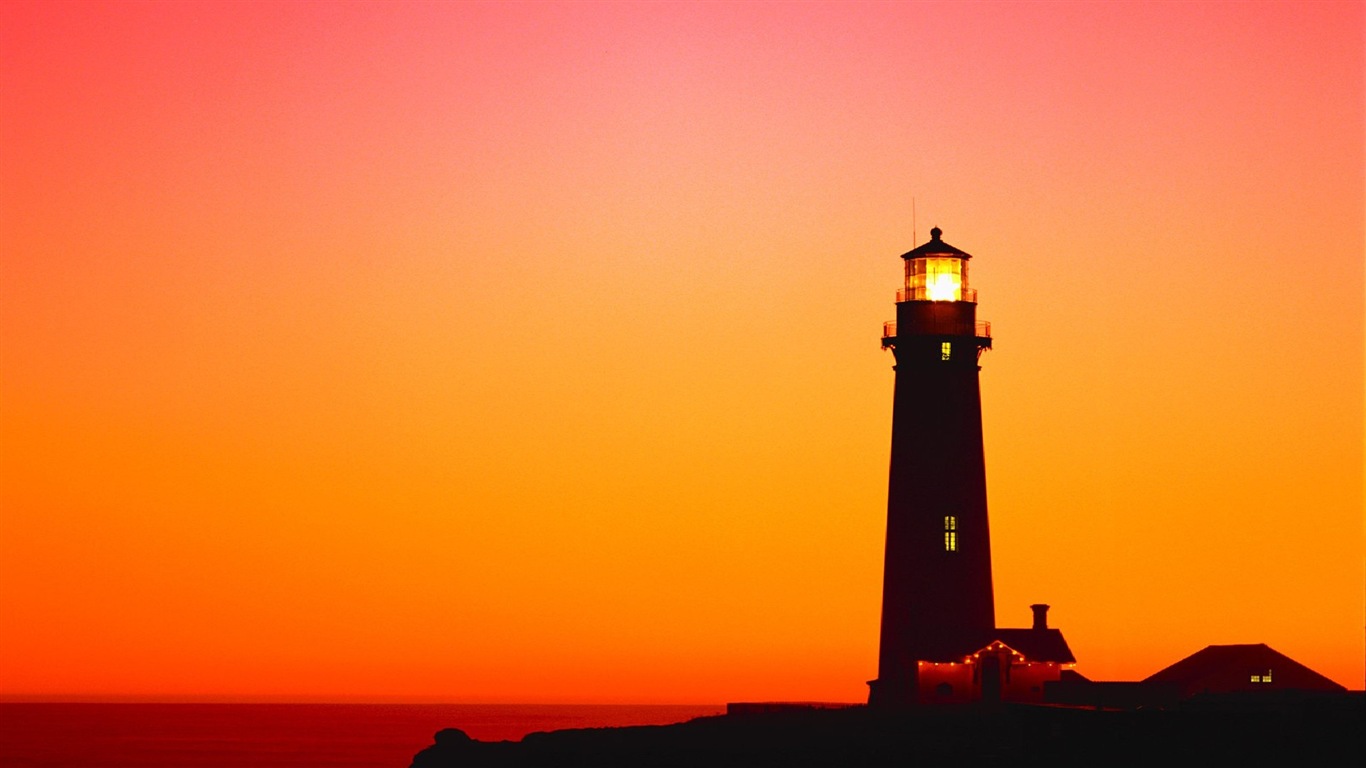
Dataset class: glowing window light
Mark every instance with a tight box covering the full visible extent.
[941,342,952,361]
[905,257,965,301]
[944,516,957,552]
[926,258,963,301]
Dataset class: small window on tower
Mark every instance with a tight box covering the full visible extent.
[941,342,952,361]
[944,516,957,551]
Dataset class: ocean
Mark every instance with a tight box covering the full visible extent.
[0,703,725,767]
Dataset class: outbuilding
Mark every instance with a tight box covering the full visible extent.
[1143,643,1345,698]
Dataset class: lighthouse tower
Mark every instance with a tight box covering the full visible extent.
[868,227,996,707]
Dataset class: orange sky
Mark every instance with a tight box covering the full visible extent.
[2,0,1362,702]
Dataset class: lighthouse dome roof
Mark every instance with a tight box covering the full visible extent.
[899,226,973,260]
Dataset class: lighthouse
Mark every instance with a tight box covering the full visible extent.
[867,228,1075,707]
[869,227,996,707]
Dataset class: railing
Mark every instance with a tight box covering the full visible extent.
[897,288,978,303]
[882,321,991,339]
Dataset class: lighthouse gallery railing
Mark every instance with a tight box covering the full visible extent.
[882,321,992,339]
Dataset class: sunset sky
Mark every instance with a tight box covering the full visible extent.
[2,0,1362,703]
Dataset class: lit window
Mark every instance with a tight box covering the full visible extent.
[944,516,957,551]
[924,258,963,301]
[905,258,964,301]
[1250,670,1273,683]
[941,342,952,361]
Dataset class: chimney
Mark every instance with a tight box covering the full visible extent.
[1030,604,1050,630]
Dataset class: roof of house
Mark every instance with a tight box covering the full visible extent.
[990,628,1076,664]
[920,627,1076,664]
[1143,643,1345,693]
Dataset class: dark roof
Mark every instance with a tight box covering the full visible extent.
[1144,643,1345,695]
[899,227,973,260]
[990,629,1076,664]
[920,627,1076,664]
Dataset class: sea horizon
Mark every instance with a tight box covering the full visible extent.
[0,701,729,767]
[0,694,736,705]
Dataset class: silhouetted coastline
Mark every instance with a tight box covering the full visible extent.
[411,693,1363,767]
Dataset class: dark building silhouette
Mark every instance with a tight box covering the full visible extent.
[1045,643,1346,709]
[907,604,1077,704]
[1144,643,1347,698]
[868,229,1073,706]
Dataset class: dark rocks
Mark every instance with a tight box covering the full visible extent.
[433,729,472,746]
[411,695,1365,767]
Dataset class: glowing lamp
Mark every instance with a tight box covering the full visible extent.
[901,227,973,302]
[909,257,964,301]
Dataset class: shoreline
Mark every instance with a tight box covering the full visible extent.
[412,693,1364,766]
